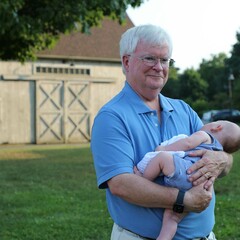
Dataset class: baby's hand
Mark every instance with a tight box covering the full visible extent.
[134,166,143,176]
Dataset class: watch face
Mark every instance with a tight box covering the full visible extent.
[173,204,184,213]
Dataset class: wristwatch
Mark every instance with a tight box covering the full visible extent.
[173,189,186,213]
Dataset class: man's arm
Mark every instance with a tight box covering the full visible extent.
[108,173,212,212]
[187,150,233,189]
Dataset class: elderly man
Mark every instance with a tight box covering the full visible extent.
[91,24,232,240]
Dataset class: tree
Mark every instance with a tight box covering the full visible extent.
[197,32,240,111]
[198,53,228,104]
[0,0,143,62]
[161,66,181,98]
[232,79,240,110]
[178,68,208,115]
[226,31,240,110]
[179,68,208,103]
[226,32,240,79]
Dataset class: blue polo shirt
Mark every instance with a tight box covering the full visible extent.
[91,81,215,240]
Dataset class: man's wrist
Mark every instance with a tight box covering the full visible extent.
[219,152,233,178]
[173,189,185,213]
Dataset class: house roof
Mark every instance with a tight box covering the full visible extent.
[37,15,134,62]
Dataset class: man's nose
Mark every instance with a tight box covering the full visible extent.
[152,59,164,70]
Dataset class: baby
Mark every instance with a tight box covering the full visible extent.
[136,120,240,240]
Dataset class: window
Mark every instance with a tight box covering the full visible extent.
[36,66,91,76]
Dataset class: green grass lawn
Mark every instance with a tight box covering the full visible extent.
[0,145,239,240]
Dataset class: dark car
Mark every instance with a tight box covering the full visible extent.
[212,109,240,123]
[201,110,219,124]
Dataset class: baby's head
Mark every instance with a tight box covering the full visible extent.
[202,120,240,153]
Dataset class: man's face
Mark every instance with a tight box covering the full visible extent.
[124,41,170,101]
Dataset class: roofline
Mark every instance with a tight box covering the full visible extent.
[36,54,122,63]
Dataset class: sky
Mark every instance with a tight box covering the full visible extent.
[127,0,240,71]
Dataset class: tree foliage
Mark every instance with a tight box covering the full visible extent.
[163,35,240,115]
[225,32,240,110]
[197,32,240,111]
[162,66,181,99]
[227,32,240,79]
[179,68,208,103]
[198,53,228,102]
[0,0,143,62]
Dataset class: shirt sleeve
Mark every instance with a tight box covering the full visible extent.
[91,110,134,189]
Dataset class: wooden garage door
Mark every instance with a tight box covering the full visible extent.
[65,81,90,143]
[36,80,90,144]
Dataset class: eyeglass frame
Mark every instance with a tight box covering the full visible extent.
[127,54,175,68]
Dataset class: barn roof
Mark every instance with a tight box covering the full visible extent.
[37,15,134,62]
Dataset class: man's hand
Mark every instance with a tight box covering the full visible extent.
[187,149,232,189]
[184,182,213,212]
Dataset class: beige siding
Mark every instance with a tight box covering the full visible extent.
[0,81,35,144]
[0,59,125,144]
[0,61,33,75]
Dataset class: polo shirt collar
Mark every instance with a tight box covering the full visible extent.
[159,94,174,113]
[123,81,174,114]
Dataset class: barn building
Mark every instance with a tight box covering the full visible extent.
[0,16,134,144]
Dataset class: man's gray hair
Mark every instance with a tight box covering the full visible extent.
[119,24,173,74]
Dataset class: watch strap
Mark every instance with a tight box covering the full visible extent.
[176,189,185,204]
[173,189,186,213]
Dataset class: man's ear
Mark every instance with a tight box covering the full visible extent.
[122,55,130,72]
[211,124,223,132]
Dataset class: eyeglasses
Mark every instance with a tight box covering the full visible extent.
[128,54,175,68]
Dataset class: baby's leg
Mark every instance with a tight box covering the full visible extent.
[157,209,186,240]
[143,152,175,181]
